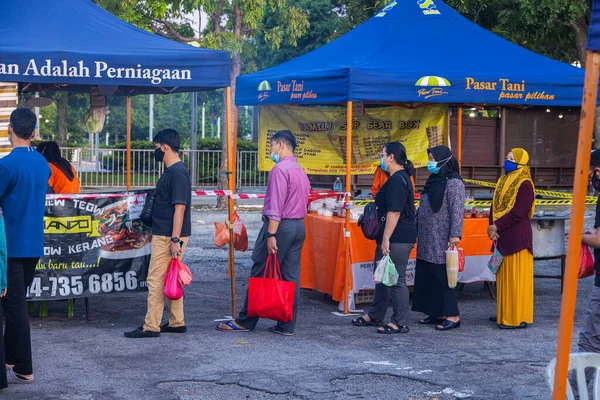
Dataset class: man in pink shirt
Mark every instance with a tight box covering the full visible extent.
[217,130,310,335]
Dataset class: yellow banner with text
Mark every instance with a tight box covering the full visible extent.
[258,104,448,175]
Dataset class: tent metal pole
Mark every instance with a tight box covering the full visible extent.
[233,106,238,187]
[344,101,353,314]
[457,106,462,173]
[126,96,131,191]
[552,51,600,399]
[226,87,237,317]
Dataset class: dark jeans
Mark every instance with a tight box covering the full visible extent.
[3,258,38,376]
[236,219,306,333]
[368,244,413,327]
[0,303,6,389]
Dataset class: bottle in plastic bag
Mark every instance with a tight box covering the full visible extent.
[446,246,459,288]
[333,177,343,192]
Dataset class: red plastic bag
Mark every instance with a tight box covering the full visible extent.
[579,246,595,279]
[178,261,193,287]
[213,211,248,252]
[164,258,183,300]
[247,254,296,322]
[457,248,465,273]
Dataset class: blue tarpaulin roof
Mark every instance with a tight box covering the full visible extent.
[588,0,600,51]
[237,0,587,106]
[0,0,230,95]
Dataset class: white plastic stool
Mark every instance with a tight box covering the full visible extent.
[546,353,600,400]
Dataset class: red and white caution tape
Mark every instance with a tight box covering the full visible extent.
[193,190,232,197]
[193,190,265,199]
[48,190,344,201]
[230,193,265,199]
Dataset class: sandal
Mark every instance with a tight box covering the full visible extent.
[7,368,34,384]
[216,321,250,332]
[268,324,294,336]
[377,324,409,334]
[351,316,383,327]
[498,322,527,330]
[436,319,462,331]
[419,316,442,325]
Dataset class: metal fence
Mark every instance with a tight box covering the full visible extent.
[60,148,268,189]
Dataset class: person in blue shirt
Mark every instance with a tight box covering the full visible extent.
[0,207,7,390]
[0,108,50,385]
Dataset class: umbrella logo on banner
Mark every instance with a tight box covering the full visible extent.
[416,76,450,99]
[258,80,272,102]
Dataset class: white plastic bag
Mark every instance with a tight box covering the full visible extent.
[446,246,459,288]
[374,255,389,284]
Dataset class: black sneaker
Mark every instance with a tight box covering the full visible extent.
[160,323,187,333]
[124,327,160,338]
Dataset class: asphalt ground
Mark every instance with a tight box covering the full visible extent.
[4,207,595,400]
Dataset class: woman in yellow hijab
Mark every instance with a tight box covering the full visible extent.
[488,148,535,329]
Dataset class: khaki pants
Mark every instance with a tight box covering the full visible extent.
[143,236,189,332]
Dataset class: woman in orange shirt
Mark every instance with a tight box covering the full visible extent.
[37,141,80,194]
[372,165,416,198]
[371,166,389,198]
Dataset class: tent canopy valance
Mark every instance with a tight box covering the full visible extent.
[236,0,588,106]
[0,0,231,95]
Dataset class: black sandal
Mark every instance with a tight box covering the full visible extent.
[377,324,409,334]
[498,322,527,330]
[351,316,383,327]
[419,316,442,325]
[436,319,462,331]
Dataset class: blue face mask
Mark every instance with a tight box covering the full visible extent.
[270,143,280,163]
[380,157,388,172]
[427,161,440,174]
[504,160,518,173]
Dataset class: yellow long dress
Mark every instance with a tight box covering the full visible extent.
[496,249,534,326]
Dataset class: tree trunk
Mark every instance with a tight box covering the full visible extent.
[217,5,243,209]
[571,16,588,68]
[217,53,242,209]
[56,91,68,146]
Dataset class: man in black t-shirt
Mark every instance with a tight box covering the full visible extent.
[125,129,192,338]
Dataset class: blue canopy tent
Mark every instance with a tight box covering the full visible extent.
[236,0,595,314]
[236,0,588,107]
[0,0,239,314]
[0,0,230,94]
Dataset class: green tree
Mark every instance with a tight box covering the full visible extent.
[253,0,342,70]
[95,0,310,205]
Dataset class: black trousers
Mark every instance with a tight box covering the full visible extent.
[3,258,38,376]
[236,219,306,332]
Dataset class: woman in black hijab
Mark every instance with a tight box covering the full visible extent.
[412,146,466,331]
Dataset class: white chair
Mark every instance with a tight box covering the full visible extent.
[546,353,600,400]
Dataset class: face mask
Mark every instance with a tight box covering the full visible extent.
[154,147,165,163]
[504,160,518,173]
[379,157,388,172]
[270,143,281,164]
[427,161,440,174]
[591,169,600,192]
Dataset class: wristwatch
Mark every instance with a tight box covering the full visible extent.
[170,237,181,243]
[266,232,276,238]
